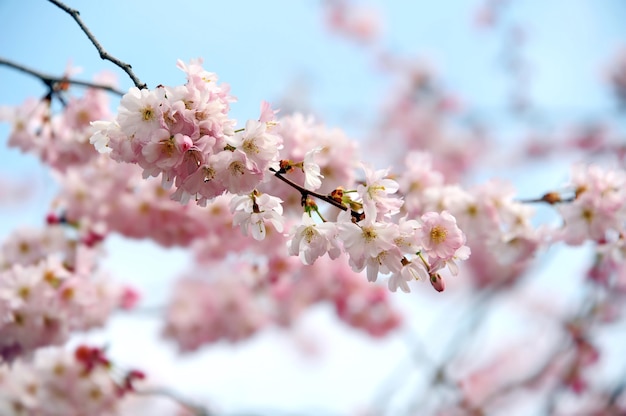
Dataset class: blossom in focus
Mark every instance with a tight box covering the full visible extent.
[231,193,284,241]
[357,164,403,220]
[302,147,324,191]
[337,210,397,273]
[418,211,466,260]
[287,213,340,264]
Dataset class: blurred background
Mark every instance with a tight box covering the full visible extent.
[1,0,626,414]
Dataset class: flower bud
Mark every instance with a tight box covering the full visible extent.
[430,273,445,292]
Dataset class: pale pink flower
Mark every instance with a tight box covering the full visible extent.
[273,113,358,194]
[558,164,626,244]
[117,87,166,139]
[90,120,140,163]
[357,164,403,220]
[363,246,404,283]
[89,120,114,154]
[1,98,49,154]
[259,100,279,123]
[177,58,218,89]
[1,226,67,268]
[173,154,226,206]
[388,260,429,293]
[302,147,324,191]
[230,193,284,240]
[287,213,340,264]
[0,346,137,415]
[558,194,620,244]
[141,130,192,174]
[418,211,466,260]
[227,119,280,171]
[337,210,397,272]
[213,150,264,194]
[430,244,471,276]
[393,217,421,253]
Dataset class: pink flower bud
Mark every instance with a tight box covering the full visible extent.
[430,273,446,292]
[120,286,141,310]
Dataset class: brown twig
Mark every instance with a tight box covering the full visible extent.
[47,0,147,90]
[517,191,575,205]
[0,56,124,96]
[270,167,364,221]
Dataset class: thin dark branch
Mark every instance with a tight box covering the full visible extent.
[0,56,125,96]
[47,0,147,90]
[516,192,576,205]
[269,167,364,221]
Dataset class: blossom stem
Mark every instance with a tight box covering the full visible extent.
[47,0,147,90]
[416,251,430,270]
[313,206,328,223]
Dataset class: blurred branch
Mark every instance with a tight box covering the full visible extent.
[135,387,213,416]
[0,56,124,96]
[47,0,147,90]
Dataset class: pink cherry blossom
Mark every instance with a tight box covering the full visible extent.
[213,149,264,194]
[418,211,466,260]
[230,192,284,241]
[227,119,281,172]
[287,213,340,264]
[357,164,403,220]
[337,210,397,273]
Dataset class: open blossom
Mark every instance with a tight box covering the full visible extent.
[0,346,142,415]
[337,210,397,272]
[0,253,122,363]
[558,164,626,245]
[173,154,226,206]
[388,259,429,293]
[357,164,403,220]
[302,147,324,191]
[141,130,193,173]
[117,86,166,139]
[418,211,466,260]
[287,213,340,264]
[363,246,404,283]
[214,149,264,194]
[227,119,280,172]
[231,193,284,240]
[0,98,49,153]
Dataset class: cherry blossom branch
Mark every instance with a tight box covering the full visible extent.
[47,0,147,90]
[135,387,212,416]
[0,56,124,96]
[270,167,364,221]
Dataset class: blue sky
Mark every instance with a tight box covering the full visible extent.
[1,1,626,414]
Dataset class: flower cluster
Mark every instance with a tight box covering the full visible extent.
[90,59,470,293]
[557,163,626,245]
[52,156,215,247]
[0,345,144,415]
[0,225,123,364]
[1,72,115,171]
[162,254,402,351]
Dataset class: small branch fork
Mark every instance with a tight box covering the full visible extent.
[270,167,365,221]
[0,56,124,96]
[47,0,147,90]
